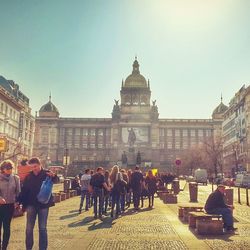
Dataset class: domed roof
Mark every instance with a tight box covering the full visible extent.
[39,95,59,115]
[40,101,59,113]
[213,101,228,115]
[124,58,148,88]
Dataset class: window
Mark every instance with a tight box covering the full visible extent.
[175,129,180,137]
[167,141,172,149]
[198,130,203,137]
[98,129,104,136]
[190,130,196,137]
[183,141,188,149]
[167,129,172,136]
[40,128,49,144]
[160,128,165,137]
[82,129,88,136]
[90,143,95,148]
[182,129,188,137]
[90,129,95,136]
[206,130,211,137]
[98,144,103,148]
[82,144,88,148]
[175,141,180,149]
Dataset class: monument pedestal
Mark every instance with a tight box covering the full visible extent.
[127,147,136,166]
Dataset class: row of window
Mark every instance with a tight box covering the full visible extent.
[62,128,111,136]
[160,129,212,137]
[161,140,203,149]
[0,102,20,122]
[64,143,111,149]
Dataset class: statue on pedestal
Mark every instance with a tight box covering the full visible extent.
[121,151,128,165]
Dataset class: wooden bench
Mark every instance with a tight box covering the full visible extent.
[59,191,66,201]
[188,211,222,229]
[53,193,61,203]
[178,205,204,222]
[157,190,171,200]
[195,213,223,235]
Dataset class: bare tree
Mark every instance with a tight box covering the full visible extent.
[181,145,208,175]
[202,136,223,178]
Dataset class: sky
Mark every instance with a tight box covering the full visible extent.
[0,0,249,119]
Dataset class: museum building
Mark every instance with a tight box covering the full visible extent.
[33,58,225,171]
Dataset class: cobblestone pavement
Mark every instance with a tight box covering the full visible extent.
[7,183,250,250]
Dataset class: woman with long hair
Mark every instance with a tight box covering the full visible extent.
[0,160,21,250]
[110,165,119,184]
[110,172,127,218]
[145,170,157,208]
[103,170,111,215]
[126,169,132,207]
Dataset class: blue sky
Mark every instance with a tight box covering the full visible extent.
[0,0,249,118]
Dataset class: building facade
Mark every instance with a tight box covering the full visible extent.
[0,76,35,164]
[33,59,224,172]
[222,85,250,176]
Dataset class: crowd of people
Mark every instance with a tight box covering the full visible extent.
[0,157,237,250]
[76,165,158,219]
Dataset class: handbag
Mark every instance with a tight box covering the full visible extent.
[37,177,53,204]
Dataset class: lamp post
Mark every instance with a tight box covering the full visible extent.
[64,148,69,177]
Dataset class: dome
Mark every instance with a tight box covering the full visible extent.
[212,102,228,115]
[40,101,59,113]
[39,95,59,117]
[124,58,148,88]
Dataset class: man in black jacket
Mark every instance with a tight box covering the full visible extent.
[205,184,236,232]
[17,157,57,250]
[130,166,143,211]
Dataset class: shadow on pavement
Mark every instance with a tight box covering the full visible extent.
[190,227,239,242]
[68,216,95,228]
[60,212,79,220]
[88,218,116,231]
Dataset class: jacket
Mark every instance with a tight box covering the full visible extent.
[17,169,57,209]
[0,174,20,204]
[205,189,229,212]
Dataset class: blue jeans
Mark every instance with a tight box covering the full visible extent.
[133,189,141,209]
[26,206,49,250]
[120,193,126,212]
[111,193,121,215]
[79,190,90,211]
[206,207,233,228]
[92,187,104,217]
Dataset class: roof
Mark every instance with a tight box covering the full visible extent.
[213,102,228,115]
[124,58,148,88]
[39,100,59,114]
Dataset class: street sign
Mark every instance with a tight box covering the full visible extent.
[0,137,8,152]
[175,159,181,166]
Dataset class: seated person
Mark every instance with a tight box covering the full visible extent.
[71,176,81,195]
[204,184,236,232]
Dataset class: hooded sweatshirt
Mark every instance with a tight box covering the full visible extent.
[0,174,20,204]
